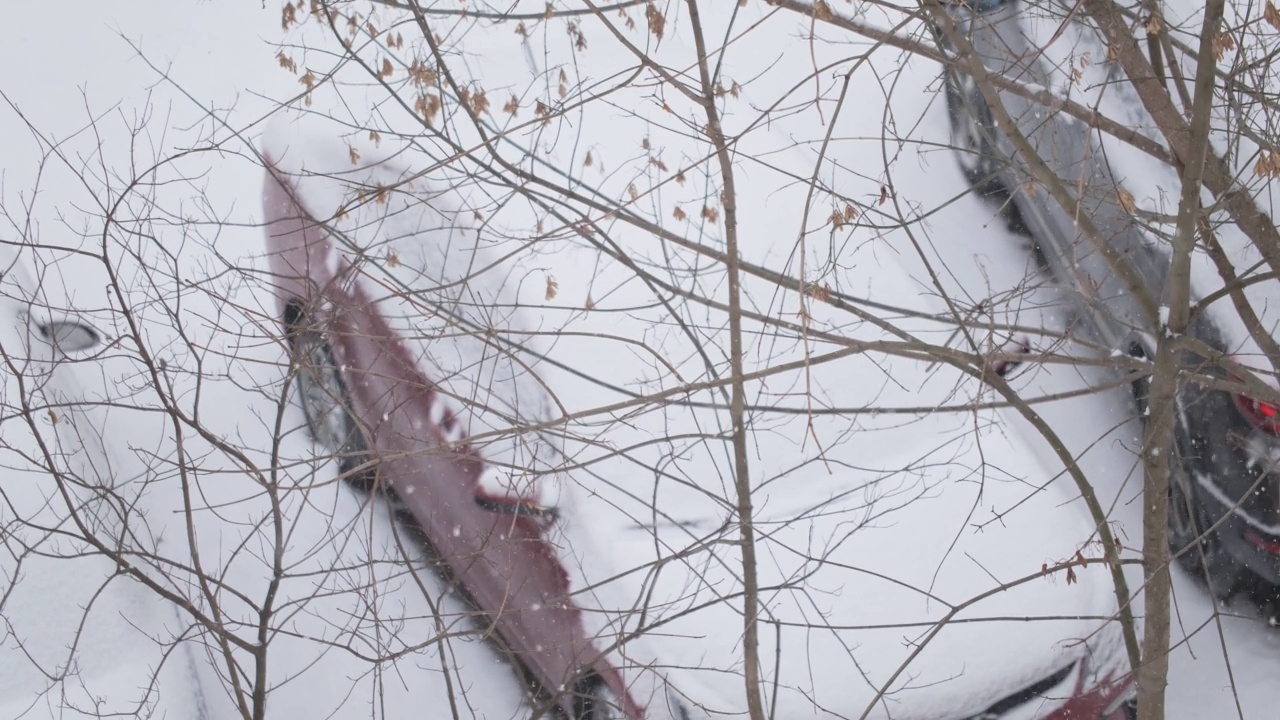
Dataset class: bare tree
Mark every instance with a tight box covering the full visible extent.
[5,0,1280,718]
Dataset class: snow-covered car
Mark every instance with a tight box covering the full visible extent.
[935,0,1280,601]
[0,251,205,720]
[257,117,1137,718]
[261,144,687,720]
[0,242,546,719]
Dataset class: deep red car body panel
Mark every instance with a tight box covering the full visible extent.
[1045,671,1133,720]
[262,160,641,719]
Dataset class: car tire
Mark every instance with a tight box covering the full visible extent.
[1166,459,1211,575]
[572,673,627,720]
[942,63,1004,196]
[1130,361,1231,590]
[284,306,372,481]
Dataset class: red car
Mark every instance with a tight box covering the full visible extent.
[262,155,662,720]
[260,140,1134,720]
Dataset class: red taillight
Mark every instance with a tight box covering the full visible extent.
[1245,529,1280,555]
[1040,669,1133,720]
[1234,392,1280,435]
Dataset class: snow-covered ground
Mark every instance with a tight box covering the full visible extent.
[1,0,1278,718]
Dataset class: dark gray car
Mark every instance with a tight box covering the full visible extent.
[936,0,1280,604]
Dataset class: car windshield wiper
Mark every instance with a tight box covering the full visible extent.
[965,662,1074,719]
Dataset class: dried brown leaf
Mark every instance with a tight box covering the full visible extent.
[672,205,687,221]
[645,3,666,40]
[1146,12,1162,36]
[277,52,298,74]
[545,275,559,301]
[1267,1,1280,32]
[414,93,442,125]
[1255,152,1272,178]
[1117,187,1137,213]
[408,60,438,87]
[1212,31,1236,61]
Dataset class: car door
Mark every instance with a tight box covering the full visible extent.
[944,0,1169,352]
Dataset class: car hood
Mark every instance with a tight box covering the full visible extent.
[558,307,1128,719]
